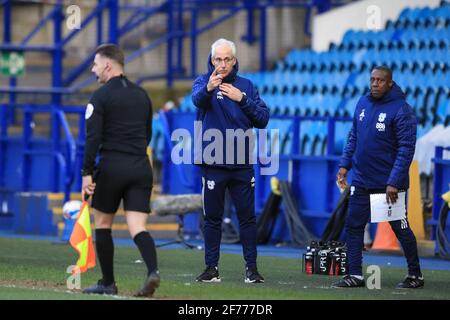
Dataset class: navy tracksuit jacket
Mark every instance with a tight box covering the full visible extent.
[192,55,269,268]
[339,83,421,277]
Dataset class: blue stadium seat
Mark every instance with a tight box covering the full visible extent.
[330,93,342,116]
[435,91,450,124]
[377,30,395,48]
[396,8,416,28]
[334,121,352,155]
[342,30,355,44]
[178,94,196,112]
[151,116,165,162]
[344,96,360,117]
[415,7,434,27]
[354,73,368,92]
[173,1,449,149]
[281,131,292,155]
[311,122,328,156]
[321,94,335,116]
[417,122,433,138]
[283,93,297,116]
[274,119,294,155]
[301,120,317,155]
[261,94,275,114]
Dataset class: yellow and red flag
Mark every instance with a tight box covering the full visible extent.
[69,200,96,273]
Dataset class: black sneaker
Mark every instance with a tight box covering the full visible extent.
[396,275,424,289]
[196,266,221,282]
[245,267,264,283]
[82,279,118,295]
[134,271,160,297]
[331,275,365,288]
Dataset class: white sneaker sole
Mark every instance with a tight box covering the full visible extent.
[197,277,221,283]
[245,278,264,283]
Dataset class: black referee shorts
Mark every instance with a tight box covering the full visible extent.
[91,152,153,214]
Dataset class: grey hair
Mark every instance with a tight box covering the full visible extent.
[211,38,236,58]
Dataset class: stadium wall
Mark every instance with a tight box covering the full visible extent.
[312,0,442,52]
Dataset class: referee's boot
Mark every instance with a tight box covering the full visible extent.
[396,275,424,289]
[196,266,221,282]
[331,275,365,288]
[134,270,160,297]
[82,279,118,295]
[245,267,265,283]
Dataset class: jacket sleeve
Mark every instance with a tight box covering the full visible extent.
[192,76,212,109]
[339,116,357,170]
[387,104,417,188]
[145,93,153,145]
[82,92,104,176]
[239,84,270,129]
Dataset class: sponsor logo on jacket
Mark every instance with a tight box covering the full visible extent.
[359,109,365,121]
[376,112,386,132]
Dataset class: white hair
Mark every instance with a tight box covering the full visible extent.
[211,38,236,58]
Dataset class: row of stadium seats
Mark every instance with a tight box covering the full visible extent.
[165,1,450,159]
[396,25,450,48]
[245,69,449,97]
[176,87,449,128]
[387,3,450,29]
[336,25,450,51]
[281,45,450,73]
[257,119,353,156]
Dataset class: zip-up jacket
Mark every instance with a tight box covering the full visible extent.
[339,83,417,189]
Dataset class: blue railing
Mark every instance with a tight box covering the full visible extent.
[158,110,353,237]
[431,147,450,221]
[158,110,197,190]
[56,109,77,201]
[0,0,353,201]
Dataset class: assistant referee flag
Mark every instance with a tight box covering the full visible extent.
[69,199,96,273]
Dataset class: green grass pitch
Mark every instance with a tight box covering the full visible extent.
[0,237,449,300]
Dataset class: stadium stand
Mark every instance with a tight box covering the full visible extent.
[1,1,448,247]
[156,1,450,244]
[167,2,450,159]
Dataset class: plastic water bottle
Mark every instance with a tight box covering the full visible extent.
[340,250,347,275]
[305,252,314,275]
[332,249,341,275]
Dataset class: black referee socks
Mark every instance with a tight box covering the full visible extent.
[133,231,158,276]
[95,228,115,286]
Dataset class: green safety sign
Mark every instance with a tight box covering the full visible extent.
[1,51,25,77]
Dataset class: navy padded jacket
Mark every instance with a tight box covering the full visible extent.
[339,83,417,190]
[191,55,269,168]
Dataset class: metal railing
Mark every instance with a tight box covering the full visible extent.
[0,0,353,201]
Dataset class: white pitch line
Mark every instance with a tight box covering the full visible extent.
[0,284,139,300]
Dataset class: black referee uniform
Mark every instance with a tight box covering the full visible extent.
[82,74,153,214]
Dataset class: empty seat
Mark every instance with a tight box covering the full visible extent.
[435,92,450,124]
[173,1,449,149]
[151,116,165,162]
[334,121,353,154]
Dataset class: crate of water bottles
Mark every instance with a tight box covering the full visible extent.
[302,241,347,276]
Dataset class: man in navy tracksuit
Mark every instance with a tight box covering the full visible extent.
[192,38,269,283]
[333,66,424,289]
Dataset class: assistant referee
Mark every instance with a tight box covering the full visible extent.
[81,43,159,297]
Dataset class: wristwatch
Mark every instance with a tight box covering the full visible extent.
[239,93,247,106]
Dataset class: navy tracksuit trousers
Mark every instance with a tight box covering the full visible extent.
[201,166,257,268]
[346,186,422,277]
